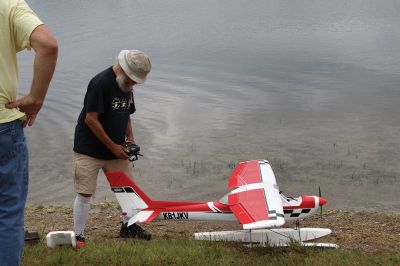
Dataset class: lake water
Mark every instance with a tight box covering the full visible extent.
[18,0,400,212]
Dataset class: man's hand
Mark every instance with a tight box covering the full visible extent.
[110,144,129,160]
[125,137,135,144]
[5,94,43,127]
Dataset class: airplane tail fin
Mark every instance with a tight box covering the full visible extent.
[106,171,159,225]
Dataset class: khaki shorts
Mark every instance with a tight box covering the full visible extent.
[73,152,134,195]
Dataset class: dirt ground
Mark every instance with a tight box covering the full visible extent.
[24,203,400,253]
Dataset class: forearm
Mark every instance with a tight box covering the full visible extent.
[30,25,58,102]
[86,118,116,151]
[125,117,135,143]
[30,46,57,101]
[86,115,129,160]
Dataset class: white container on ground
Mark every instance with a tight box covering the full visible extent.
[46,231,76,248]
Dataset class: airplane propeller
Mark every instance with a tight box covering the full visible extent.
[318,186,326,219]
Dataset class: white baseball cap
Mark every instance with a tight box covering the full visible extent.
[118,50,151,84]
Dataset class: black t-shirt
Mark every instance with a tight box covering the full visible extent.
[73,67,136,160]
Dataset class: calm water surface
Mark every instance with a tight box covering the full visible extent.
[18,0,400,211]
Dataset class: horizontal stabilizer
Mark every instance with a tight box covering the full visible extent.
[128,210,160,226]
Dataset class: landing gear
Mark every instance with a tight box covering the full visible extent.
[295,220,300,230]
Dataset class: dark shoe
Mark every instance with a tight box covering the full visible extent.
[120,223,130,238]
[75,234,85,248]
[128,224,151,240]
[24,230,40,245]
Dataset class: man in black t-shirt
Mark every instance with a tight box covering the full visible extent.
[72,50,151,247]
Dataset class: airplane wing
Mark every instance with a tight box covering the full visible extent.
[228,160,285,229]
[228,160,262,189]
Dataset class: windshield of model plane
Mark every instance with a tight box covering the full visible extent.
[280,192,298,202]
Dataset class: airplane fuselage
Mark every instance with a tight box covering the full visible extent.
[150,194,325,223]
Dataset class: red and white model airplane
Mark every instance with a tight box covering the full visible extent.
[106,160,337,247]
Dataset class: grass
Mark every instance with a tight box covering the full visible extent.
[22,237,400,266]
[23,205,400,265]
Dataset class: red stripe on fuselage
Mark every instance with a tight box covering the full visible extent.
[145,201,231,213]
[145,211,161,222]
[148,201,211,212]
[213,201,231,212]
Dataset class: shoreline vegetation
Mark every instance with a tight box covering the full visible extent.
[22,203,400,265]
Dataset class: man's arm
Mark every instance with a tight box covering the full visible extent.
[85,112,129,160]
[125,117,135,144]
[6,25,58,127]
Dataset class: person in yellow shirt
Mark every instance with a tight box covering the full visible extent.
[0,0,57,264]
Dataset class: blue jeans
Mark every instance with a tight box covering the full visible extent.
[0,120,28,266]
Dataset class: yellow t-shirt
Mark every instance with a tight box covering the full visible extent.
[0,0,43,123]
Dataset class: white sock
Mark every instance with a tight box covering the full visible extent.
[73,194,91,236]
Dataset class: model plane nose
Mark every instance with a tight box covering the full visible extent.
[319,197,327,206]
